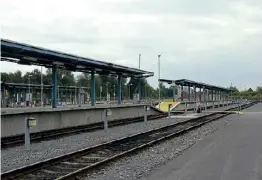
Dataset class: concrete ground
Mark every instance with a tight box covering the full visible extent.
[143,103,262,180]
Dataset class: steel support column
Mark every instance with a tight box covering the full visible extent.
[212,90,214,108]
[117,74,122,104]
[173,86,175,102]
[91,71,95,106]
[138,78,142,103]
[194,86,197,112]
[199,88,202,102]
[3,86,6,107]
[219,91,221,107]
[52,65,57,108]
[188,86,191,101]
[203,87,207,110]
[181,85,184,101]
[222,91,225,107]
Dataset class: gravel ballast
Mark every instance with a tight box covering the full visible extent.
[81,104,259,180]
[1,105,238,173]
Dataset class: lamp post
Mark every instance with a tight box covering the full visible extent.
[139,54,141,69]
[158,53,162,102]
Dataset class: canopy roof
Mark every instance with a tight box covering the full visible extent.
[1,39,153,78]
[159,78,231,92]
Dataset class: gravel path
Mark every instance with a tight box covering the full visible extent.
[81,104,259,180]
[1,104,237,173]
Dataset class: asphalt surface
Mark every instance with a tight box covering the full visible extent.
[143,103,262,180]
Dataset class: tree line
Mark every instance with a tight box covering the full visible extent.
[2,69,260,101]
[1,69,174,100]
[229,86,262,100]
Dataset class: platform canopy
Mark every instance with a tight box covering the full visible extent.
[159,78,231,92]
[1,82,88,90]
[1,39,154,78]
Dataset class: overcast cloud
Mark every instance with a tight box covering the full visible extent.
[1,0,262,90]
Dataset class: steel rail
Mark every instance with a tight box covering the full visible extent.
[1,114,168,149]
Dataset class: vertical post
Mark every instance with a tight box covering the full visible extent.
[219,91,221,107]
[227,92,229,106]
[129,84,131,100]
[106,83,108,99]
[3,86,6,107]
[194,86,197,112]
[78,88,80,105]
[168,104,171,118]
[185,101,187,113]
[117,74,122,105]
[172,84,175,102]
[214,90,217,107]
[75,82,77,104]
[158,54,161,103]
[199,87,201,102]
[18,88,21,104]
[41,66,43,107]
[113,85,115,103]
[139,54,141,69]
[91,71,95,106]
[57,86,60,103]
[24,117,30,147]
[181,85,184,102]
[28,77,31,107]
[100,86,102,102]
[104,109,108,132]
[138,79,142,103]
[212,90,214,108]
[52,65,57,108]
[144,105,147,122]
[203,87,206,110]
[206,89,209,109]
[222,92,225,107]
[188,86,191,102]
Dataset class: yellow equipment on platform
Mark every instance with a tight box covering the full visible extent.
[156,101,180,112]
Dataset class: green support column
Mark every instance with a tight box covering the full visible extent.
[91,71,95,106]
[117,74,122,104]
[52,65,57,108]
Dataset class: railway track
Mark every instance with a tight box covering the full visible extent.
[1,113,168,149]
[1,102,256,180]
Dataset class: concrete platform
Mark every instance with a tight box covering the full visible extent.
[1,104,161,137]
[143,103,262,180]
[1,103,148,115]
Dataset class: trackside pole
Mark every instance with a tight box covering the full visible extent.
[144,105,147,122]
[104,109,112,132]
[168,104,172,118]
[24,118,30,147]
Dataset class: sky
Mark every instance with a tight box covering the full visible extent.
[1,0,262,90]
